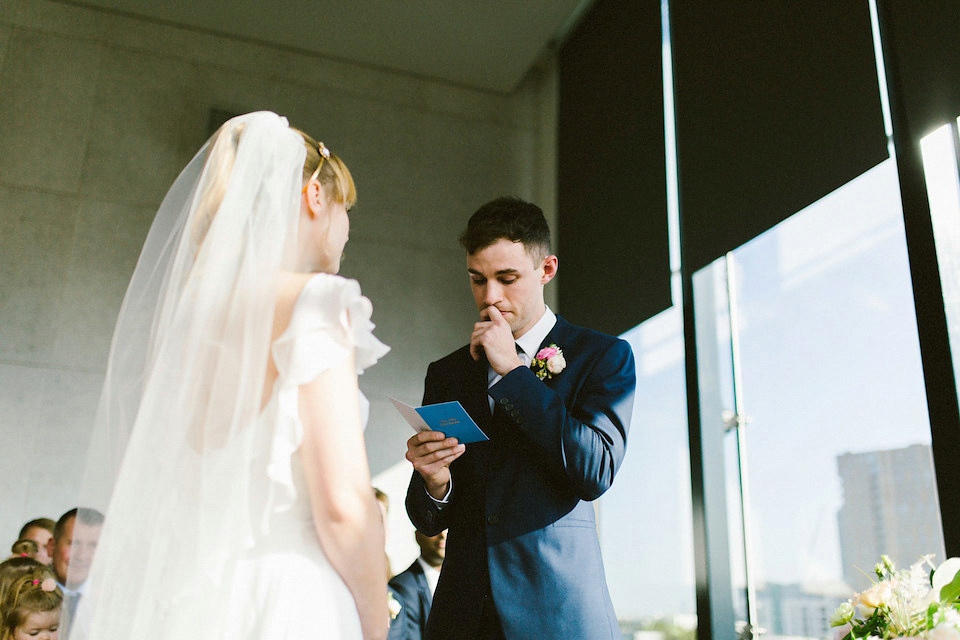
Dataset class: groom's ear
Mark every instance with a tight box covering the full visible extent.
[541,255,558,284]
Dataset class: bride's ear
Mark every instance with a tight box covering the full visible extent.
[303,180,327,219]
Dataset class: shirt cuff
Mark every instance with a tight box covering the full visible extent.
[426,477,453,508]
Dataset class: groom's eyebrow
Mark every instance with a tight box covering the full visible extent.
[467,268,520,276]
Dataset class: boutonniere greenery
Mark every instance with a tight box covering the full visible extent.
[532,344,566,381]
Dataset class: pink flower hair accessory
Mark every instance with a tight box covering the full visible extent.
[531,344,566,380]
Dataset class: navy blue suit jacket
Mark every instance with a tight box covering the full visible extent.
[387,560,432,640]
[405,315,635,639]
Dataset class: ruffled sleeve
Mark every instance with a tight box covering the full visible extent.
[272,273,389,385]
[263,273,389,522]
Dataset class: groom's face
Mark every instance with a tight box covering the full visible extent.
[467,238,554,339]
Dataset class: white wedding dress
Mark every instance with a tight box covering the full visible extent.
[210,273,389,638]
[73,273,387,639]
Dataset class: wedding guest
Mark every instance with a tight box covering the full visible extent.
[48,509,102,592]
[48,507,102,637]
[17,519,54,566]
[386,530,446,640]
[0,564,62,640]
[403,197,636,639]
[8,541,38,560]
[0,557,44,616]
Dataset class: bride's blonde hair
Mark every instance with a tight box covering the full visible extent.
[294,128,357,209]
[189,122,356,255]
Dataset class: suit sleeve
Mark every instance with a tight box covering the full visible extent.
[487,336,635,501]
[404,361,453,536]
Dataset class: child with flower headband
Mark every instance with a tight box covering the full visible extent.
[0,558,44,618]
[0,566,61,640]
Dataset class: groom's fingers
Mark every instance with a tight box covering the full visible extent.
[406,432,464,464]
[473,306,521,376]
[470,313,495,361]
[485,305,507,326]
[407,432,465,493]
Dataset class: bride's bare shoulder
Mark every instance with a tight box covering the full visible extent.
[278,272,317,302]
[272,272,318,336]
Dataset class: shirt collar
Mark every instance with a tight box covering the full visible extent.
[515,306,556,359]
[57,580,84,597]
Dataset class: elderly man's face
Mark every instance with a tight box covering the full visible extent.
[50,516,101,589]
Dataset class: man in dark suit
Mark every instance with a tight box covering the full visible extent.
[404,197,636,639]
[387,529,446,639]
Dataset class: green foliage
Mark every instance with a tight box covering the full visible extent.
[941,569,960,604]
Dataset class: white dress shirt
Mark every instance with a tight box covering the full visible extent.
[416,557,441,595]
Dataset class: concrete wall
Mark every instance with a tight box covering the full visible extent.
[0,0,557,565]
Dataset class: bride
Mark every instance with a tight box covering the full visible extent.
[67,112,390,639]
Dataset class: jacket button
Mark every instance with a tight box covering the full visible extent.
[498,397,509,405]
[486,514,500,525]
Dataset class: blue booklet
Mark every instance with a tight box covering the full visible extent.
[388,396,489,444]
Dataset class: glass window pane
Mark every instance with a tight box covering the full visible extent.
[599,307,697,638]
[699,159,944,639]
[921,122,960,391]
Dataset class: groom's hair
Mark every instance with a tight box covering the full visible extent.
[459,196,552,263]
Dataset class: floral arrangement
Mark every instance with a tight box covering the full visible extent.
[531,344,566,381]
[830,555,960,639]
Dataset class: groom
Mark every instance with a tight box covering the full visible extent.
[404,197,636,639]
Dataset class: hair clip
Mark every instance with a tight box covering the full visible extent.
[305,142,332,191]
[30,578,57,592]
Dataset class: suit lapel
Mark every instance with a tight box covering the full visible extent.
[413,561,433,607]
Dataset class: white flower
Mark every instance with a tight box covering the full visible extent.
[830,602,855,627]
[942,608,960,626]
[855,580,894,615]
[546,353,566,374]
[928,625,960,640]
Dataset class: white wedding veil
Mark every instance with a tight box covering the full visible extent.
[67,111,307,637]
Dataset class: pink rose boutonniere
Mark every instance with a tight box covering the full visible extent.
[532,344,566,380]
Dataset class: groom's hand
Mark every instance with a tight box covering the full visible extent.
[406,431,465,500]
[470,306,523,376]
